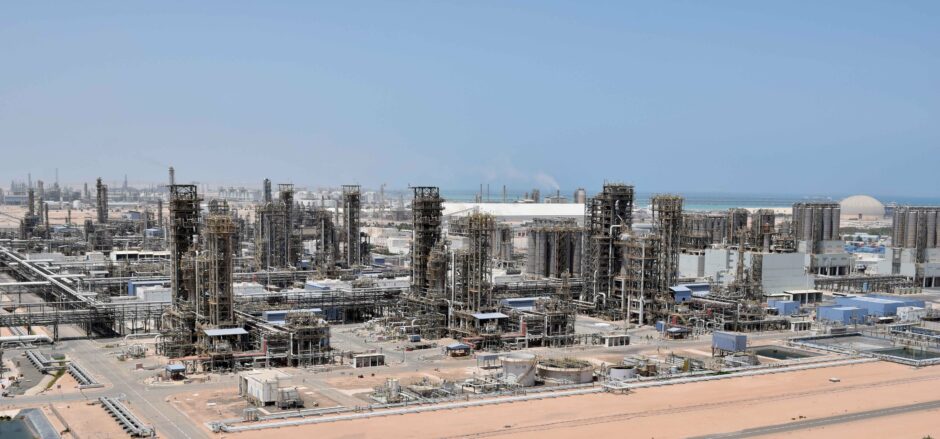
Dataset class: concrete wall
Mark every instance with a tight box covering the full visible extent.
[703,248,731,279]
[679,253,705,278]
[816,240,846,254]
[818,306,863,324]
[927,248,940,263]
[812,253,852,275]
[759,252,811,294]
[876,247,895,275]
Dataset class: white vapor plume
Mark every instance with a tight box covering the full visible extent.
[534,172,560,191]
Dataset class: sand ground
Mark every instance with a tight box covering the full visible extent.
[777,407,940,438]
[50,400,133,438]
[0,205,99,228]
[224,361,940,439]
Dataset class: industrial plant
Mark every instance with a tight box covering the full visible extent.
[2,171,940,438]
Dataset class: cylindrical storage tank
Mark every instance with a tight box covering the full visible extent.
[822,207,832,241]
[802,207,813,242]
[812,207,824,242]
[540,230,547,276]
[526,230,536,275]
[935,209,940,248]
[893,209,904,245]
[927,210,938,249]
[387,378,400,400]
[548,232,558,277]
[831,206,841,238]
[502,353,537,387]
[906,211,918,248]
[536,359,594,384]
[608,365,636,380]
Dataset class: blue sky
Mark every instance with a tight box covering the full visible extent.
[1,2,937,196]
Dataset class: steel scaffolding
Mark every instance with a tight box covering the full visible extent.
[583,183,634,306]
[342,184,362,266]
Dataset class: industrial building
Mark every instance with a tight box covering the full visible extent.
[2,170,939,423]
[883,206,940,287]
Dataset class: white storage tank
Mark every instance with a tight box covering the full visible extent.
[608,365,637,380]
[387,378,401,401]
[502,353,537,387]
[536,358,593,384]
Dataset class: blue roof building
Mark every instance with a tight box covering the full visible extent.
[818,306,865,324]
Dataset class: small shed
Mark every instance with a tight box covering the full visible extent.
[601,334,630,347]
[712,331,747,353]
[784,289,824,305]
[664,327,689,339]
[203,327,249,337]
[238,370,292,406]
[668,286,692,303]
[472,312,509,322]
[446,342,472,356]
[164,364,186,380]
[353,353,386,368]
[475,353,500,368]
[769,300,800,316]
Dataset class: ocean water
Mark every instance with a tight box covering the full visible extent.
[440,189,940,212]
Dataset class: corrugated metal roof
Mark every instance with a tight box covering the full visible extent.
[203,328,248,336]
[165,364,186,372]
[447,343,471,350]
[472,312,509,320]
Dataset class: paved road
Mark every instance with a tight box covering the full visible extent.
[64,338,209,438]
[2,293,817,439]
[691,399,940,439]
[7,338,213,438]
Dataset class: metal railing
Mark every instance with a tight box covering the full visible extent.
[99,396,155,437]
[67,361,102,388]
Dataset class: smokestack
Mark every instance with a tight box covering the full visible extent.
[168,166,175,186]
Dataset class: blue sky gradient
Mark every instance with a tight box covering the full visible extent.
[1,2,937,196]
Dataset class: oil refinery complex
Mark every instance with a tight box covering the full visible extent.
[2,171,939,438]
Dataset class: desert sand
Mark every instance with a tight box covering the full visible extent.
[228,361,940,439]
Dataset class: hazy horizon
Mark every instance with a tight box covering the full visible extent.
[5,173,939,205]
